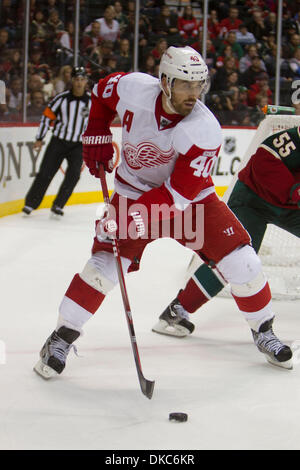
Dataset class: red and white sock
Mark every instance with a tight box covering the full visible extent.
[58,274,106,333]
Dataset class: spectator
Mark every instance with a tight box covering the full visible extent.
[177,5,198,44]
[219,6,243,37]
[223,85,250,125]
[218,31,244,60]
[88,5,120,44]
[27,90,46,122]
[261,32,276,57]
[246,9,267,43]
[42,0,65,22]
[27,74,44,100]
[31,10,48,47]
[238,85,249,107]
[88,40,115,81]
[241,54,267,87]
[264,44,293,79]
[207,92,228,125]
[224,70,240,90]
[198,9,221,40]
[215,44,239,69]
[89,40,114,67]
[151,38,168,63]
[46,8,64,42]
[245,1,268,16]
[121,9,150,53]
[104,54,118,75]
[0,50,12,83]
[53,65,72,94]
[141,53,156,77]
[264,12,277,36]
[235,23,256,47]
[37,64,55,102]
[288,47,300,78]
[7,49,23,79]
[82,21,103,55]
[28,45,47,75]
[0,0,16,31]
[113,1,129,35]
[115,38,132,72]
[282,33,300,59]
[282,19,299,47]
[59,21,74,53]
[239,44,264,73]
[153,5,180,44]
[0,29,11,56]
[7,76,22,112]
[211,56,238,91]
[247,72,272,107]
[140,53,156,76]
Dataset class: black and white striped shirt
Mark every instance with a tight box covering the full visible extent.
[36,90,91,143]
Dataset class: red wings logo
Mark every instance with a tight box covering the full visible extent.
[190,55,200,62]
[123,142,175,169]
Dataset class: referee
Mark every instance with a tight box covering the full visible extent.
[22,66,91,216]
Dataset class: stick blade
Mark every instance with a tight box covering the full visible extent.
[139,372,155,399]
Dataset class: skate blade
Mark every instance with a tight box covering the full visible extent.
[265,355,293,370]
[50,213,63,220]
[152,320,190,338]
[33,359,58,379]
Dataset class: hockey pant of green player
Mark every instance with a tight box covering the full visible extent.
[178,180,300,313]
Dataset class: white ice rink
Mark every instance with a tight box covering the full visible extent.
[1,203,300,450]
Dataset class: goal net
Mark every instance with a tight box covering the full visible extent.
[186,115,300,300]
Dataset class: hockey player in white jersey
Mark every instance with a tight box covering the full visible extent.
[34,46,292,380]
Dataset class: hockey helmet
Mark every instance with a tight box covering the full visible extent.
[159,46,209,96]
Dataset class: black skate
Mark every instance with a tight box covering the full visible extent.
[152,297,195,337]
[51,205,64,216]
[34,326,80,379]
[22,205,33,215]
[252,318,293,369]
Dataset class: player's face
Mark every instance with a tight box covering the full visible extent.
[170,79,202,116]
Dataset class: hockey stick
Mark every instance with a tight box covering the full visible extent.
[99,164,155,399]
[56,46,107,71]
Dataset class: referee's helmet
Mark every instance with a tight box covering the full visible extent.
[71,66,87,78]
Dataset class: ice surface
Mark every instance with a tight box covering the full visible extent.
[1,204,300,450]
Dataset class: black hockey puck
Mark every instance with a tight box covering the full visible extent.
[169,412,188,422]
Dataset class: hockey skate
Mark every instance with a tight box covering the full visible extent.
[34,326,80,379]
[152,297,195,337]
[22,205,33,215]
[51,205,64,216]
[252,318,293,369]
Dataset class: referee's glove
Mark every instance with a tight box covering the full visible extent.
[290,183,300,208]
[82,126,114,176]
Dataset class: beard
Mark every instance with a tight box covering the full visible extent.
[170,97,197,116]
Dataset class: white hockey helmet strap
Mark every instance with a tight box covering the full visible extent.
[159,46,209,99]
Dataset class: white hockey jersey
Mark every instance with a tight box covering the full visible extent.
[91,72,222,210]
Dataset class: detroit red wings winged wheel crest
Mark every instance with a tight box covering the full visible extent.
[123,141,175,169]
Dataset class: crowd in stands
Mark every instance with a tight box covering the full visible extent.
[1,0,300,125]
